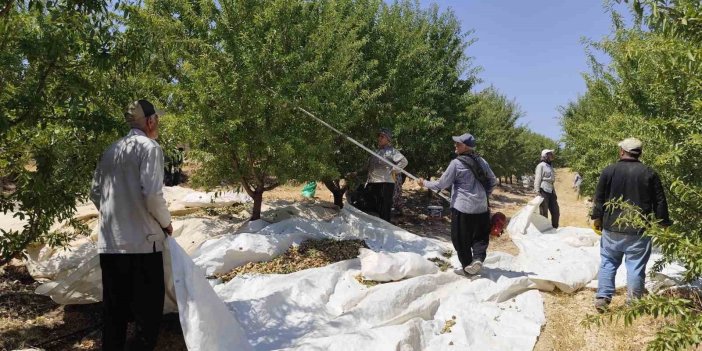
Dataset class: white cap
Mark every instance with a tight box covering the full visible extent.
[541,149,554,158]
[618,137,643,155]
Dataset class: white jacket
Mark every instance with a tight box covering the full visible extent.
[534,161,556,194]
[366,146,408,184]
[91,129,171,254]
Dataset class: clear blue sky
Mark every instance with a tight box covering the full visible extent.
[418,0,630,141]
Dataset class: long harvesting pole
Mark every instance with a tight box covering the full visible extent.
[295,106,450,203]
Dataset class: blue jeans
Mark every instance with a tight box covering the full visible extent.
[597,230,652,300]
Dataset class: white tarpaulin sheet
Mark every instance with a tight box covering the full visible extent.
[358,248,439,281]
[507,196,686,293]
[166,237,252,351]
[28,198,686,350]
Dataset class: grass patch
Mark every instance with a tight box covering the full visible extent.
[429,257,451,272]
[534,290,667,351]
[442,250,453,259]
[184,203,252,220]
[354,274,385,287]
[218,239,367,282]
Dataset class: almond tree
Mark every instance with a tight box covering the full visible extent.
[566,1,702,348]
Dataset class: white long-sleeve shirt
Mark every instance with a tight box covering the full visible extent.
[365,146,408,184]
[534,161,556,193]
[91,129,171,254]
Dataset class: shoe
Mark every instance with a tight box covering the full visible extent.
[463,260,483,275]
[594,297,611,313]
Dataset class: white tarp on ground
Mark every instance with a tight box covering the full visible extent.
[32,217,231,309]
[358,248,439,281]
[216,260,544,351]
[166,237,253,351]
[30,203,545,350]
[27,198,686,350]
[506,196,686,294]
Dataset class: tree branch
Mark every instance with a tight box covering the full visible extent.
[10,57,59,129]
[0,0,14,18]
[232,153,255,197]
[246,147,263,189]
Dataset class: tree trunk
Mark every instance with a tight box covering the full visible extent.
[323,180,346,208]
[251,191,263,220]
[332,191,344,208]
[498,177,502,185]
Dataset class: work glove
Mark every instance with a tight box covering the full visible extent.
[593,218,602,232]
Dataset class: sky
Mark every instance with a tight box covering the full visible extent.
[418,0,630,141]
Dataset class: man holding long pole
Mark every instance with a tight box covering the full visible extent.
[348,128,408,222]
[294,106,448,204]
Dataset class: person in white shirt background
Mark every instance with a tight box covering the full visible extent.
[534,149,560,228]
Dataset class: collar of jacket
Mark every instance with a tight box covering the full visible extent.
[129,128,147,137]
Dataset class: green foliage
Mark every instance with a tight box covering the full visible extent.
[583,293,702,351]
[0,0,556,264]
[462,88,522,178]
[133,0,482,216]
[513,128,559,177]
[0,0,124,265]
[375,1,476,179]
[582,294,692,329]
[463,88,557,180]
[0,0,182,264]
[134,0,388,218]
[565,0,702,348]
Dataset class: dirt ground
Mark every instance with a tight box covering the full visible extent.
[0,169,662,350]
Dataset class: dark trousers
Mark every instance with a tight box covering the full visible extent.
[366,182,395,222]
[100,252,165,351]
[451,209,490,267]
[172,170,181,185]
[164,167,173,186]
[539,189,560,228]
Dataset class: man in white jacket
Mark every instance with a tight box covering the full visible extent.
[534,149,560,228]
[91,100,173,350]
[348,128,408,222]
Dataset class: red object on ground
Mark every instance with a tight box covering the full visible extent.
[490,212,507,237]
